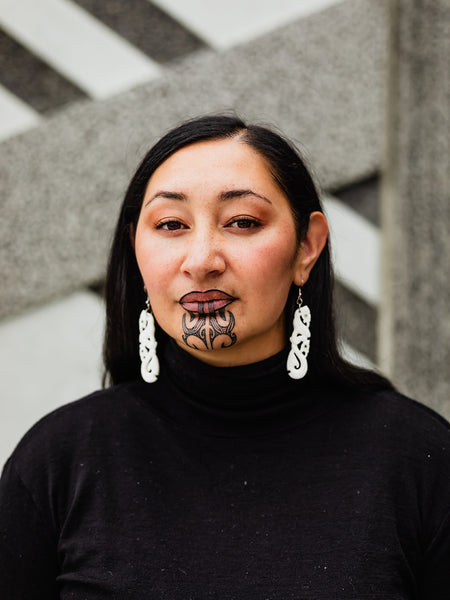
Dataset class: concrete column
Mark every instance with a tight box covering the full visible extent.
[380,0,450,417]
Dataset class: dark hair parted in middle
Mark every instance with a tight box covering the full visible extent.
[103,114,392,392]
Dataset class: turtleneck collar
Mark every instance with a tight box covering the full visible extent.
[131,339,333,437]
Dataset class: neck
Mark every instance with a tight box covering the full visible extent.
[131,339,333,436]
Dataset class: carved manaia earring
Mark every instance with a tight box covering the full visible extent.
[139,298,159,383]
[286,286,311,380]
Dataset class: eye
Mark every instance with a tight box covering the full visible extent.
[227,217,261,230]
[156,219,187,231]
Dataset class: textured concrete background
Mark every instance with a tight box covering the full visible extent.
[380,0,450,416]
[0,0,448,465]
[0,0,386,465]
[0,0,386,319]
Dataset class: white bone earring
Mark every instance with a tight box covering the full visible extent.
[139,299,159,383]
[286,286,311,379]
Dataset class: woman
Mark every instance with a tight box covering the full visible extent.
[1,115,449,598]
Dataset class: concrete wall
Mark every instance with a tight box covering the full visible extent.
[380,0,450,417]
[0,0,386,319]
[0,0,448,464]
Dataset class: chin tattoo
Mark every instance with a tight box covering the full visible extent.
[182,308,237,350]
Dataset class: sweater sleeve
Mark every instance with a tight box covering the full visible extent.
[419,506,450,598]
[0,458,58,599]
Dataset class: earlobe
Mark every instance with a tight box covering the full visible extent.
[294,211,329,286]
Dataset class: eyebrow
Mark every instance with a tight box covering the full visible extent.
[145,191,186,206]
[219,189,272,204]
[145,188,272,206]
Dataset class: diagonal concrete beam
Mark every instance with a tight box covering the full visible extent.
[0,0,161,98]
[0,84,41,141]
[0,0,386,319]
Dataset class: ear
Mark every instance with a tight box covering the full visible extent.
[293,211,329,286]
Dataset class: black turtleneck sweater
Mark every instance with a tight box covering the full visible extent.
[1,342,450,599]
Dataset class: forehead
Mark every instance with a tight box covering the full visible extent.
[145,138,278,194]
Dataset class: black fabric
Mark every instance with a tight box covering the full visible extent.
[1,341,450,599]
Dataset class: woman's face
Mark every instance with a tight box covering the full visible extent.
[134,138,306,366]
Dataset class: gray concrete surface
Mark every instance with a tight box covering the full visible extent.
[1,0,448,448]
[0,291,104,467]
[380,0,450,417]
[0,0,386,319]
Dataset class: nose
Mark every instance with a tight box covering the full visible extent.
[180,227,226,281]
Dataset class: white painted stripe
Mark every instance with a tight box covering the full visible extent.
[323,196,380,307]
[340,341,376,370]
[0,0,161,99]
[0,85,40,142]
[0,291,104,467]
[150,0,345,50]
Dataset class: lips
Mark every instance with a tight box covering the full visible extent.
[179,289,236,314]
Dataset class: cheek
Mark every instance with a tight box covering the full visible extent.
[135,240,176,292]
[232,239,298,326]
[244,237,298,285]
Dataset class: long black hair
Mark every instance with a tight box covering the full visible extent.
[103,114,392,391]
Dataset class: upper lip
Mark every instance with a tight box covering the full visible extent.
[179,289,237,313]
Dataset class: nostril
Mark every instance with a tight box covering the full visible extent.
[181,244,226,278]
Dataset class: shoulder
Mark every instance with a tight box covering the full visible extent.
[359,388,450,439]
[366,390,450,541]
[6,380,155,473]
[335,388,450,487]
[337,386,450,436]
[326,387,450,475]
[17,381,142,432]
